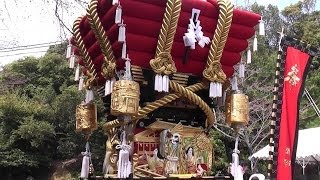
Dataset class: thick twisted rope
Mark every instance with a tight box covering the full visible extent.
[73,16,97,89]
[168,81,215,127]
[136,82,207,118]
[87,0,117,78]
[155,0,181,56]
[203,0,233,83]
[104,82,208,130]
[150,0,181,75]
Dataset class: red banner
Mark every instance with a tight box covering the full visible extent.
[276,47,311,179]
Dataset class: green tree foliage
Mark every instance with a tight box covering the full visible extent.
[0,44,106,178]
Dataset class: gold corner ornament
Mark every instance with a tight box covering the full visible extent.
[284,64,300,86]
[203,0,234,83]
[111,80,140,116]
[225,91,249,127]
[76,102,98,135]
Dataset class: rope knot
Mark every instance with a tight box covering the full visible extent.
[150,52,177,75]
[102,59,116,78]
[203,62,226,83]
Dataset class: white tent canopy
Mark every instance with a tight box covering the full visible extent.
[250,127,320,164]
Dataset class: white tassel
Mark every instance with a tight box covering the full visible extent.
[80,142,91,179]
[112,0,119,5]
[239,64,245,78]
[85,90,94,104]
[110,77,116,93]
[124,58,132,80]
[78,76,84,91]
[259,19,265,36]
[165,75,170,92]
[116,132,132,178]
[121,42,127,59]
[155,74,159,91]
[218,83,222,97]
[80,156,90,178]
[253,35,258,52]
[66,44,72,59]
[118,22,126,43]
[209,82,215,98]
[69,55,75,69]
[158,75,163,92]
[104,80,111,96]
[115,4,122,24]
[247,49,252,64]
[162,75,169,92]
[231,76,238,91]
[74,65,80,81]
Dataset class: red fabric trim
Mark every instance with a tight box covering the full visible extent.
[276,47,310,180]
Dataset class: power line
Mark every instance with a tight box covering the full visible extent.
[0,50,48,58]
[0,41,63,51]
[0,43,60,53]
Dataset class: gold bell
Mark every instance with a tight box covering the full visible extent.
[111,80,140,116]
[225,91,249,127]
[76,103,98,134]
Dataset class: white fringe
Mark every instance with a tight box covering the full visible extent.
[239,64,245,79]
[74,65,80,81]
[80,156,90,178]
[112,0,119,5]
[78,76,84,91]
[115,4,122,24]
[69,55,75,69]
[105,80,111,96]
[66,44,72,59]
[247,49,252,64]
[231,76,238,91]
[121,42,127,59]
[118,22,126,43]
[110,77,116,93]
[85,90,94,104]
[253,35,258,52]
[259,19,265,36]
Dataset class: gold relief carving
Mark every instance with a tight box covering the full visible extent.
[190,133,213,171]
[111,80,140,116]
[103,128,120,175]
[75,103,97,134]
[226,92,249,127]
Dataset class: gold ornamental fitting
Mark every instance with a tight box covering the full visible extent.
[76,103,98,134]
[225,91,249,127]
[111,80,140,116]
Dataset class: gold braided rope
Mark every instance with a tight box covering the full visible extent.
[104,82,207,130]
[87,0,117,78]
[73,16,98,89]
[203,0,233,83]
[149,0,181,75]
[168,81,215,126]
[136,82,207,119]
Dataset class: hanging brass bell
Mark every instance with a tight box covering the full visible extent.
[225,91,249,127]
[76,103,98,134]
[111,80,140,116]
